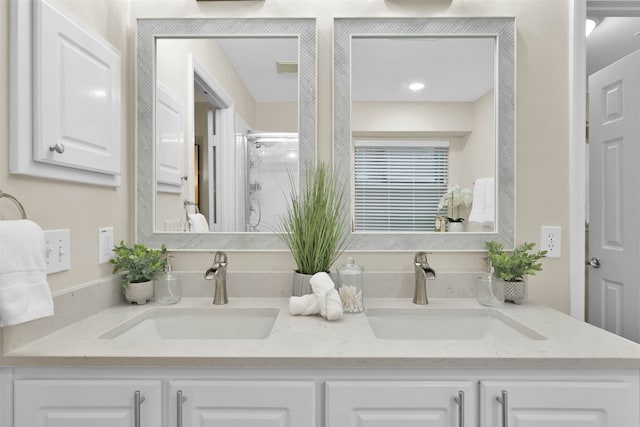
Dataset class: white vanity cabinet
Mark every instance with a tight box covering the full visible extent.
[325,380,473,427]
[480,380,638,427]
[13,379,162,427]
[168,380,316,427]
[5,368,639,427]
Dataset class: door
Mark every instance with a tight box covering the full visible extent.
[14,379,161,427]
[588,49,640,341]
[325,381,473,427]
[169,380,316,427]
[480,380,637,426]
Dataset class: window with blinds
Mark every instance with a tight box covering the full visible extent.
[353,140,449,232]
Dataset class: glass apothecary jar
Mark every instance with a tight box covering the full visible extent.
[475,272,505,307]
[337,257,364,313]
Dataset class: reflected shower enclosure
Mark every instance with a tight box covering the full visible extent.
[244,132,299,232]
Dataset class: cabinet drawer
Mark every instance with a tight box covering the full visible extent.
[169,380,316,427]
[14,379,161,427]
[326,380,474,427]
[480,379,639,427]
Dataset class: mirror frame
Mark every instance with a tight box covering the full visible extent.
[334,17,515,251]
[136,18,316,250]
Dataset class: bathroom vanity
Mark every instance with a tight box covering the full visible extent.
[2,297,640,427]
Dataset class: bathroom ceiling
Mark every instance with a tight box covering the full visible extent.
[217,36,495,104]
[586,17,640,76]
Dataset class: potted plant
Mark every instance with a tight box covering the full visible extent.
[278,162,349,296]
[438,184,473,232]
[110,241,167,304]
[485,241,547,304]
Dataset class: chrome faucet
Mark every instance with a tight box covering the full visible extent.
[204,251,228,305]
[413,252,436,305]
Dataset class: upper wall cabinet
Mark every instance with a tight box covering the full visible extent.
[9,0,122,187]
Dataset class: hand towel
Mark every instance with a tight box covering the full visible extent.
[289,272,343,321]
[188,213,209,232]
[289,293,321,315]
[0,220,53,327]
[468,178,488,224]
[483,177,495,226]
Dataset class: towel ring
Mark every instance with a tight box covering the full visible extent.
[0,190,27,219]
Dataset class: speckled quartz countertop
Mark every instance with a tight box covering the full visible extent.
[3,297,640,368]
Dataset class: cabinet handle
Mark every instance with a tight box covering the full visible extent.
[48,142,65,154]
[134,390,146,427]
[496,390,508,427]
[454,390,465,427]
[177,390,187,427]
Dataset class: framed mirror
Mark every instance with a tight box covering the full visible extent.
[137,19,316,250]
[333,18,515,250]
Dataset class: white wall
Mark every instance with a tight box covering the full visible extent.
[0,0,571,313]
[0,0,131,293]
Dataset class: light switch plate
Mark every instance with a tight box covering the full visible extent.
[44,229,71,274]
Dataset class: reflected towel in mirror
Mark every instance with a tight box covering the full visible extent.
[469,177,495,226]
[188,213,209,232]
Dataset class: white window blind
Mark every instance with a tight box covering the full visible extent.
[353,140,449,232]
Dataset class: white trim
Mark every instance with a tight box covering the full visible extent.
[587,0,640,16]
[187,55,236,232]
[569,0,587,320]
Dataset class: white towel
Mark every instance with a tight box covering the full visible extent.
[188,213,209,232]
[289,272,343,321]
[0,220,53,327]
[483,177,495,226]
[468,177,496,226]
[468,178,488,224]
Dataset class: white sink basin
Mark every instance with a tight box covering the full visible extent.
[100,307,279,340]
[366,308,545,341]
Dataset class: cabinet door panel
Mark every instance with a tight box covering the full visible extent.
[170,380,316,427]
[480,380,638,427]
[14,379,161,427]
[325,381,474,427]
[35,0,121,176]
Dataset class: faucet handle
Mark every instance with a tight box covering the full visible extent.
[214,251,227,264]
[414,251,429,265]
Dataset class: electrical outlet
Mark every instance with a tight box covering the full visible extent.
[44,229,71,274]
[540,226,562,258]
[98,227,114,264]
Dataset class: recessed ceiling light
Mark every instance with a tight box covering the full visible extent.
[586,18,599,37]
[408,82,425,92]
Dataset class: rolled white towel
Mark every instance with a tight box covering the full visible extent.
[310,272,335,295]
[289,294,321,316]
[321,289,343,321]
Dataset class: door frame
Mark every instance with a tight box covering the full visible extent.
[569,0,640,320]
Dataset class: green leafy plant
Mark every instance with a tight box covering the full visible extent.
[278,162,349,275]
[110,241,167,286]
[485,241,547,282]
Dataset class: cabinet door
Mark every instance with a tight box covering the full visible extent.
[169,380,316,427]
[14,379,161,427]
[325,381,474,427]
[480,380,638,427]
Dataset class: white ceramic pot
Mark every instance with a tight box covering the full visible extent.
[124,280,154,304]
[448,221,464,232]
[504,276,528,304]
